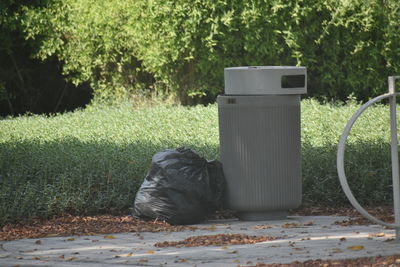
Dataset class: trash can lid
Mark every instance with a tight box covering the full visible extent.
[224,66,307,95]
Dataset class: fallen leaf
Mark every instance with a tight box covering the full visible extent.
[138,259,148,263]
[12,265,20,267]
[46,234,59,237]
[233,259,240,263]
[208,225,217,231]
[368,232,385,237]
[254,225,273,229]
[67,257,78,261]
[178,259,188,263]
[20,249,37,253]
[347,245,364,251]
[331,248,343,253]
[115,252,133,258]
[59,255,65,259]
[32,257,41,260]
[104,235,115,239]
[66,238,75,241]
[282,223,301,228]
[146,250,154,254]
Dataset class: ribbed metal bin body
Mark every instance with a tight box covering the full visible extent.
[218,95,302,220]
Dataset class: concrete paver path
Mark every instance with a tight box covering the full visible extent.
[0,216,399,266]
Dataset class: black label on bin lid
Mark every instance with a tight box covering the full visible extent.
[281,75,305,88]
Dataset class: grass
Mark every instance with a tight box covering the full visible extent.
[0,99,397,225]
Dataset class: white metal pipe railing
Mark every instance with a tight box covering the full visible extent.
[337,76,400,242]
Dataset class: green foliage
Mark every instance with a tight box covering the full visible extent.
[22,0,153,103]
[133,0,400,102]
[0,0,33,114]
[20,0,400,104]
[0,100,398,225]
[130,0,309,103]
[305,0,400,100]
[0,0,91,116]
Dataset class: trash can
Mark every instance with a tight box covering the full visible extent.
[218,66,307,220]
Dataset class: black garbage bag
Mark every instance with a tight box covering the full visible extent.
[131,148,225,225]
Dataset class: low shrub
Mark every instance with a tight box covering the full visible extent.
[0,100,397,225]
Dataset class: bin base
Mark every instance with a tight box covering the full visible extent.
[238,211,287,221]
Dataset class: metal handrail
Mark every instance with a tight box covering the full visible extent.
[337,76,400,242]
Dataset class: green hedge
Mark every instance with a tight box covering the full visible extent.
[22,0,400,104]
[132,0,400,102]
[22,0,153,103]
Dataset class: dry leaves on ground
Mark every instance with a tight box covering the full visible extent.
[154,233,279,247]
[1,206,399,267]
[291,205,394,226]
[251,254,400,267]
[0,205,395,241]
[0,215,195,241]
[333,206,394,226]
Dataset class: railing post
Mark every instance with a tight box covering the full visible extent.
[389,76,400,241]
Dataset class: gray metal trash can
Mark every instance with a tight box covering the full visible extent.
[218,66,307,220]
